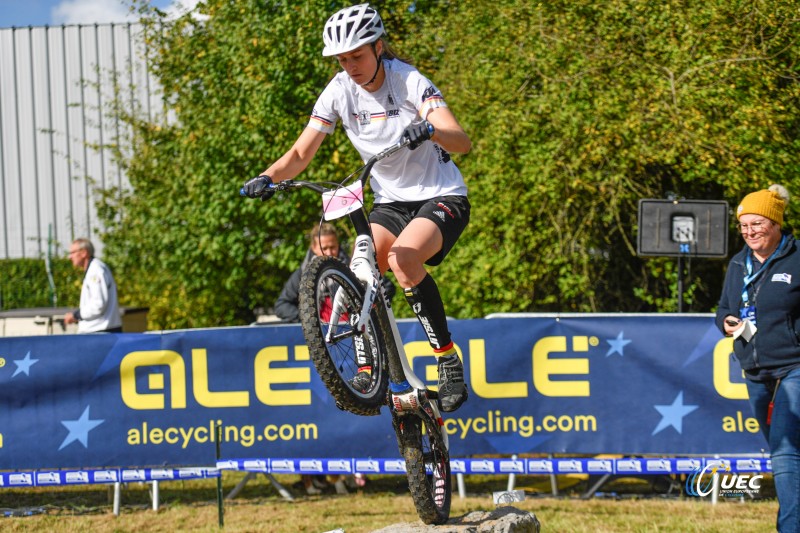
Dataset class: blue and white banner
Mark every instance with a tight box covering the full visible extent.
[0,315,765,470]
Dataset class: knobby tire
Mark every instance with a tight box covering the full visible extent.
[298,256,389,416]
[393,412,452,524]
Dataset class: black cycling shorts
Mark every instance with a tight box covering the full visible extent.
[369,195,470,266]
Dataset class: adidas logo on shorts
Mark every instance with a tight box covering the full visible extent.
[433,211,446,222]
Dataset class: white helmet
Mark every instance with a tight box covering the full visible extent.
[322,4,385,57]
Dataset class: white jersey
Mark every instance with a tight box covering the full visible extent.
[308,59,467,203]
[78,258,122,333]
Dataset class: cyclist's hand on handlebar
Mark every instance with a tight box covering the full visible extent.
[402,120,434,150]
[242,175,275,201]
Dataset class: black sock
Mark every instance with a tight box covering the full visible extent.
[403,273,451,350]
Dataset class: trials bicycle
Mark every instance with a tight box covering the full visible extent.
[245,133,451,524]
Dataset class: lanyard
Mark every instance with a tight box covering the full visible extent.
[741,234,786,306]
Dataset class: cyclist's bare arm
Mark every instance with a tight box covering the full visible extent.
[261,127,327,182]
[426,107,471,154]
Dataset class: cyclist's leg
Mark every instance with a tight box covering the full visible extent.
[388,218,467,412]
[386,217,441,287]
[371,223,399,275]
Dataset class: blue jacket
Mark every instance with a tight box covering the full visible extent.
[716,232,800,371]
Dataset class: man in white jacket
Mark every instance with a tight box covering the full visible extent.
[64,238,123,333]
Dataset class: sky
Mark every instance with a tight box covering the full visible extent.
[0,0,197,28]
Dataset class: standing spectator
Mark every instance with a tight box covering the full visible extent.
[716,184,800,532]
[63,238,122,333]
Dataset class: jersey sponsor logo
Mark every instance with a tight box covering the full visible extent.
[421,85,442,103]
[358,110,371,126]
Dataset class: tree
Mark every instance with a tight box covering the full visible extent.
[101,1,422,328]
[100,0,800,328]
[416,0,800,315]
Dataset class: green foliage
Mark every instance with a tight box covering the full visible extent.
[99,0,800,328]
[99,1,421,328]
[417,0,800,315]
[0,259,82,311]
[102,2,330,328]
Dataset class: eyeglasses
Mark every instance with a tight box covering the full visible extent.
[737,221,770,233]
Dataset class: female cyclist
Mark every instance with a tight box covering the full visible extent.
[243,3,471,412]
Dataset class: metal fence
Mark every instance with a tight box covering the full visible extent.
[0,23,160,259]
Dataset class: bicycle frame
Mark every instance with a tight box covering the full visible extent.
[268,139,448,448]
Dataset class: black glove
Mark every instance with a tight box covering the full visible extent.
[242,175,275,200]
[402,120,433,150]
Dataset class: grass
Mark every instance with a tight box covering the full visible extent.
[0,472,778,532]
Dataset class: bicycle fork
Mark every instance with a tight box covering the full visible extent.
[323,235,380,370]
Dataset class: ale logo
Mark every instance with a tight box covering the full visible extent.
[685,461,762,497]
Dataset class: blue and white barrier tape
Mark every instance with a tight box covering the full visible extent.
[0,467,218,488]
[215,456,772,476]
[0,457,770,488]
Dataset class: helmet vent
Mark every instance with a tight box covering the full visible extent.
[321,3,386,57]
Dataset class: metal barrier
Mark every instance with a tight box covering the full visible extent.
[0,467,218,516]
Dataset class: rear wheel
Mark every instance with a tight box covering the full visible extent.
[299,256,388,416]
[393,412,451,525]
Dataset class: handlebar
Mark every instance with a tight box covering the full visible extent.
[241,121,434,197]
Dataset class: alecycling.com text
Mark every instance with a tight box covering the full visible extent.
[444,410,597,440]
[127,420,318,449]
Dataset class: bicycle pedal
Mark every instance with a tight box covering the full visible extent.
[426,389,439,400]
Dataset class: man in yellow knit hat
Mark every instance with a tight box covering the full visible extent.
[716,184,799,532]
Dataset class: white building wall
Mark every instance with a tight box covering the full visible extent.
[0,23,160,260]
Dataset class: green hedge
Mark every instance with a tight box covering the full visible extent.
[0,259,82,311]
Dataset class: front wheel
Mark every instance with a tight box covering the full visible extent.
[298,256,389,416]
[393,412,451,525]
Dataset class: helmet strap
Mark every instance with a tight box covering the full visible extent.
[360,42,383,88]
